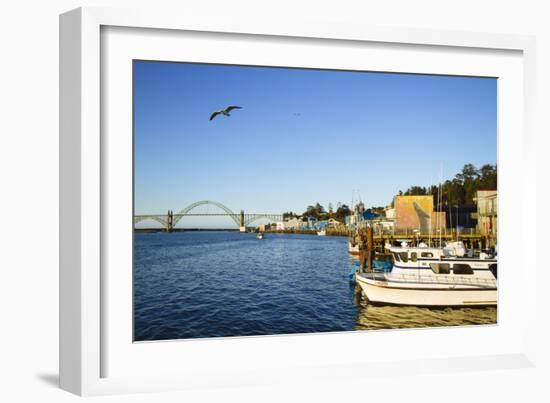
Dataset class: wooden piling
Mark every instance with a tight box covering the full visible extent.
[358,249,366,274]
[358,229,365,274]
[356,227,375,273]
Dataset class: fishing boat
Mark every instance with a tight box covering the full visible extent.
[256,233,264,239]
[355,242,497,306]
[348,240,359,255]
[317,229,326,236]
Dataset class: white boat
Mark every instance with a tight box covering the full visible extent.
[317,229,326,236]
[348,240,359,255]
[355,242,497,307]
[256,233,264,239]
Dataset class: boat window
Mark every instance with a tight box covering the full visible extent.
[429,263,450,274]
[399,252,409,263]
[410,252,417,262]
[489,264,497,279]
[393,253,401,262]
[453,264,474,275]
[421,252,433,258]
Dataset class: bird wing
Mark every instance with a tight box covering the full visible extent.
[225,105,242,112]
[209,111,221,121]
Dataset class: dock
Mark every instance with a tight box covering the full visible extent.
[266,227,496,252]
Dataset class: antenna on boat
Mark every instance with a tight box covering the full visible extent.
[428,175,439,248]
[438,165,443,248]
[429,173,434,248]
[456,204,459,242]
[448,202,452,240]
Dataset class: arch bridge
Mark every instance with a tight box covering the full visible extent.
[134,200,283,231]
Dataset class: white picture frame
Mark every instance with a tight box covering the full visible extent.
[60,6,537,396]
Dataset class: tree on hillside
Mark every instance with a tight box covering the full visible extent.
[282,211,299,220]
[334,204,351,221]
[404,186,428,196]
[478,164,497,189]
[304,203,327,219]
[455,163,479,184]
[400,163,497,208]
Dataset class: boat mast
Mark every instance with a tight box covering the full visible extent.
[456,204,459,242]
[438,166,443,247]
[448,202,452,241]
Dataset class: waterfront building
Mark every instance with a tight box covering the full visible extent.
[446,204,477,229]
[274,217,307,231]
[394,195,446,232]
[306,216,318,229]
[327,218,342,227]
[315,220,329,230]
[474,189,497,238]
[363,206,397,233]
[346,207,389,230]
[371,219,395,233]
[258,223,273,232]
[385,206,396,219]
[284,217,306,230]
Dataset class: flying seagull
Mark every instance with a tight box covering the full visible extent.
[209,105,243,121]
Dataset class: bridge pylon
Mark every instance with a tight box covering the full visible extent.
[166,210,174,232]
[239,210,246,232]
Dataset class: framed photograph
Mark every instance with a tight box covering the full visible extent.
[60,7,536,396]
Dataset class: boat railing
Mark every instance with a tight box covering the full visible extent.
[361,272,497,288]
[372,227,480,237]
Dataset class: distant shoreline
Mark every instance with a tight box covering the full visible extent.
[134,228,238,233]
[133,228,349,237]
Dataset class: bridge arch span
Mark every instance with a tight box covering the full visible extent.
[134,215,169,227]
[244,215,282,226]
[173,200,241,227]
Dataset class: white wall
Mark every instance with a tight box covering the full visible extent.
[0,1,548,402]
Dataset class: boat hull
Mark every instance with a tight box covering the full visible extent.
[355,274,497,307]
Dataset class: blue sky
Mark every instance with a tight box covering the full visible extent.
[134,61,496,226]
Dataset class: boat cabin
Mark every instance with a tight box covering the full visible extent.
[389,245,497,278]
